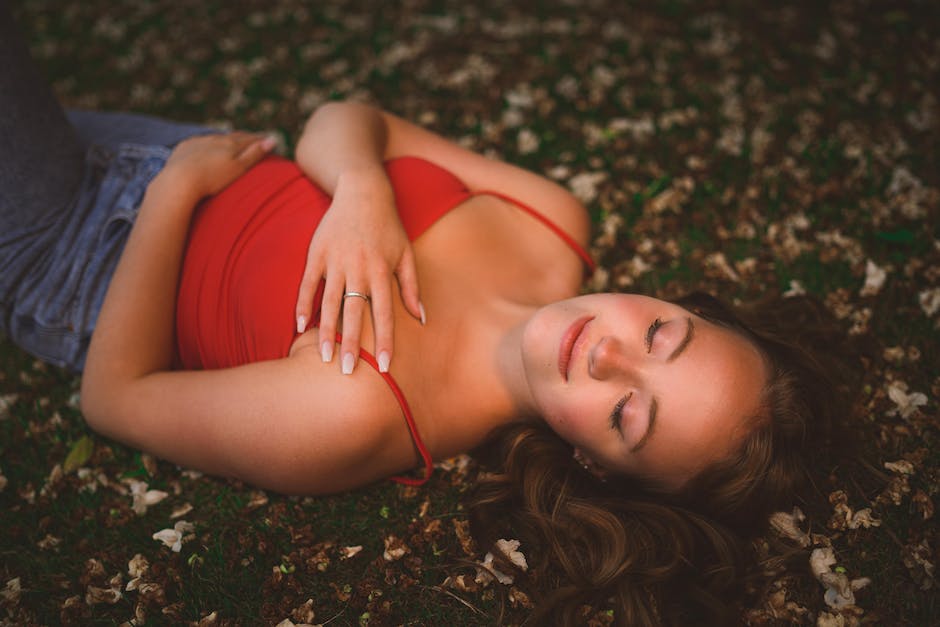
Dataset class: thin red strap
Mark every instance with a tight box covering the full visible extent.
[470,190,596,273]
[332,333,434,486]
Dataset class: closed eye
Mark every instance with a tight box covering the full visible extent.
[609,392,632,438]
[645,318,663,352]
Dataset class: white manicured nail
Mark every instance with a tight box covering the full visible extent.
[342,353,355,375]
[296,315,306,334]
[419,302,427,326]
[378,351,390,373]
[321,341,333,363]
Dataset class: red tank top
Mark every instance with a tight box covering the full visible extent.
[176,155,594,484]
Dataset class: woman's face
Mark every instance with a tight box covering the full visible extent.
[521,293,768,490]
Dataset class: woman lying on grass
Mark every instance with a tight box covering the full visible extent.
[1,8,853,624]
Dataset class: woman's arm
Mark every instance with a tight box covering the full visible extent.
[297,101,590,236]
[293,101,590,376]
[81,133,273,412]
[293,102,424,377]
[81,132,421,493]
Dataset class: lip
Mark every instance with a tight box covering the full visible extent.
[558,316,594,381]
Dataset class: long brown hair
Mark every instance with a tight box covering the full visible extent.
[467,292,859,625]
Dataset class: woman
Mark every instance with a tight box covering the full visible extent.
[1,6,849,623]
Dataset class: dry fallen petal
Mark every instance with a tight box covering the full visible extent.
[809,547,870,609]
[290,598,316,624]
[453,519,476,556]
[847,508,881,529]
[902,539,936,590]
[769,507,811,546]
[884,459,915,475]
[152,520,195,553]
[383,535,408,561]
[886,384,928,419]
[919,287,940,317]
[128,553,149,579]
[125,479,169,515]
[1,578,21,604]
[171,502,194,519]
[568,171,607,204]
[340,545,363,559]
[475,551,514,586]
[246,490,269,509]
[85,584,122,605]
[859,259,887,296]
[912,490,935,520]
[0,394,19,420]
[495,538,528,572]
[475,539,527,586]
[197,611,219,626]
[816,611,846,627]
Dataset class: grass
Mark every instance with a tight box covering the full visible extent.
[2,0,938,625]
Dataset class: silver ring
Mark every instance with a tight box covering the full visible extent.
[343,291,371,303]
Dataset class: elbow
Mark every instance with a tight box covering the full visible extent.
[79,371,119,437]
[78,374,106,432]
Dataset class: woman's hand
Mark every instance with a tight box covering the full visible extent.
[160,132,276,202]
[294,165,423,375]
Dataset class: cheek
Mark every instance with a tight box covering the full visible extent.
[521,312,553,373]
[541,395,596,447]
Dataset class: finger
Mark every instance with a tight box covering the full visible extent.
[370,267,394,373]
[317,271,345,364]
[396,246,425,325]
[339,290,366,375]
[236,135,277,163]
[295,252,324,335]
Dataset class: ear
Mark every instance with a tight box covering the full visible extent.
[573,448,609,480]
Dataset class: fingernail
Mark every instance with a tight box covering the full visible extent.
[261,135,277,151]
[321,341,333,363]
[378,351,390,373]
[419,302,427,326]
[342,353,355,375]
[296,314,306,334]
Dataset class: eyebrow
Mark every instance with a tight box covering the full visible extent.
[666,317,695,363]
[631,318,694,453]
[631,397,657,453]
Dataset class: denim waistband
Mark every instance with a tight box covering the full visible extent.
[1,142,171,371]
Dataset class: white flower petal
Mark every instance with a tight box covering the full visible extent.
[341,545,363,559]
[152,520,194,553]
[152,528,182,552]
[887,382,928,419]
[495,538,528,572]
[810,548,869,609]
[919,287,940,317]
[859,259,887,296]
[475,551,515,585]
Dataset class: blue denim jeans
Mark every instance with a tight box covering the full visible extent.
[1,5,212,371]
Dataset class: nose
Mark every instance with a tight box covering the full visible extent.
[588,335,639,381]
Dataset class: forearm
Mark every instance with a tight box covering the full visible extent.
[83,171,197,392]
[295,101,391,194]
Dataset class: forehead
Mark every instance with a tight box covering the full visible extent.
[637,318,767,488]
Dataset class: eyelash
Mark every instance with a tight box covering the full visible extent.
[645,317,664,353]
[610,318,663,432]
[609,392,632,433]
